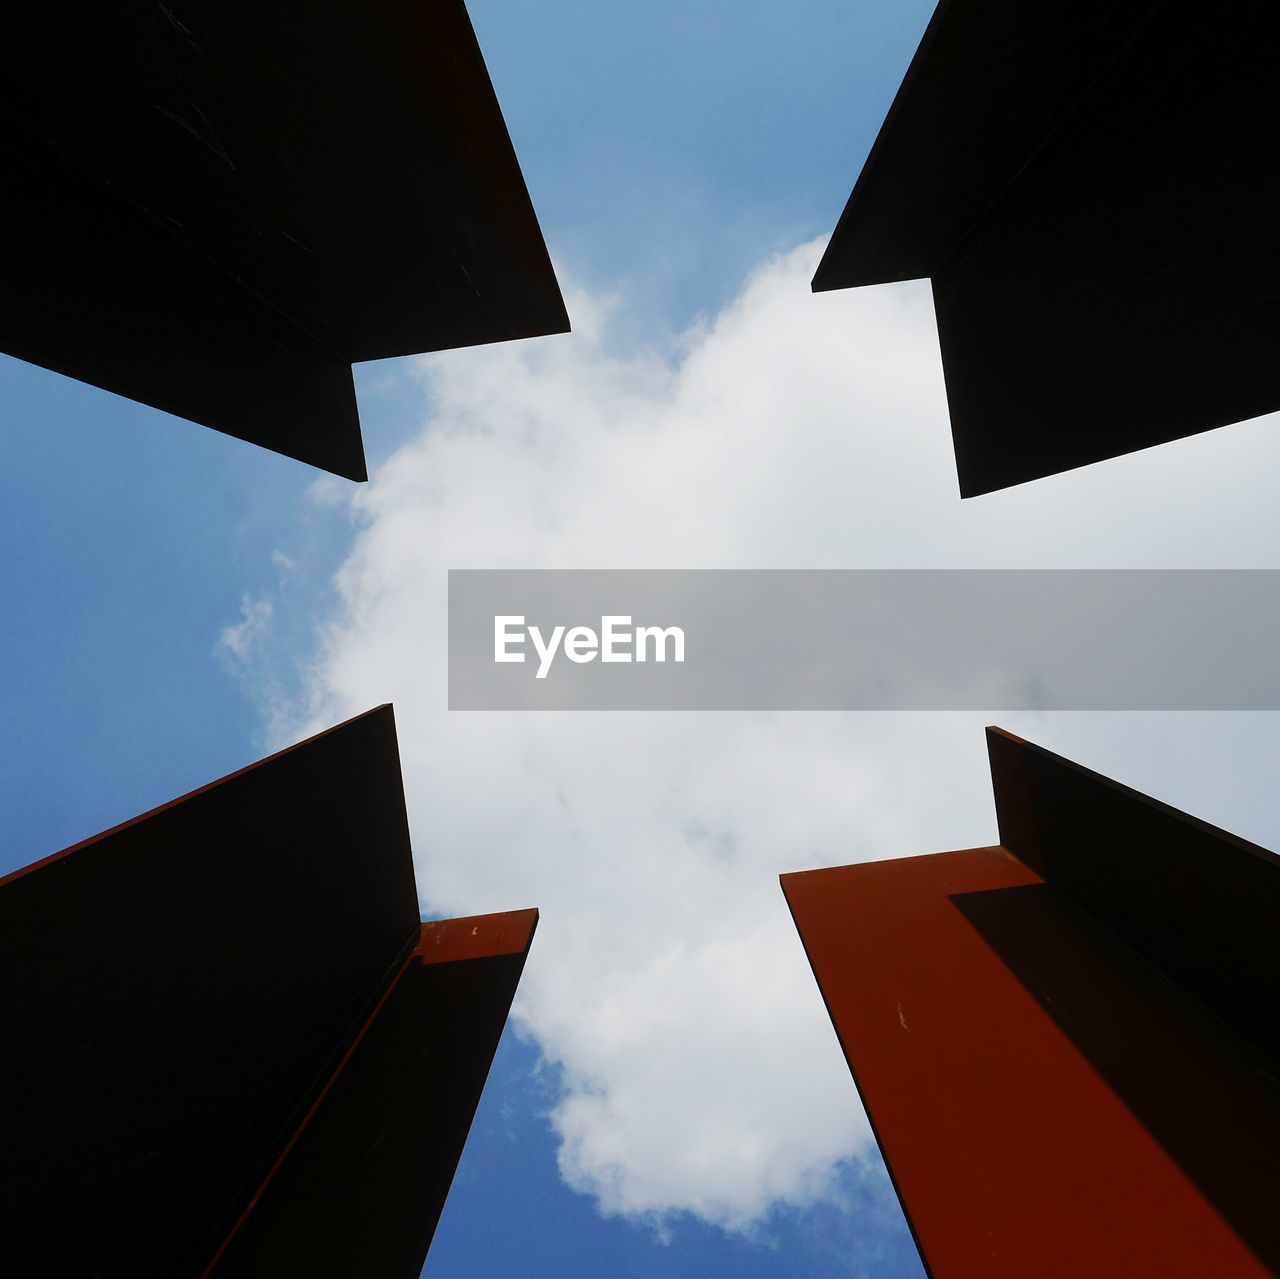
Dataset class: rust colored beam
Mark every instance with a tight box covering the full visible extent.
[986,726,1280,1065]
[782,728,1280,1277]
[0,705,536,1278]
[207,910,538,1278]
[0,2,569,479]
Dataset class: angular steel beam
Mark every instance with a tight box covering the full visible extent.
[782,727,1280,1276]
[1,2,569,479]
[0,704,536,1278]
[814,1,1280,496]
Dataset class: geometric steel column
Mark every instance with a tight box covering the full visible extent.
[0,2,569,480]
[208,909,538,1278]
[812,0,1280,496]
[0,705,536,1278]
[783,727,1280,1277]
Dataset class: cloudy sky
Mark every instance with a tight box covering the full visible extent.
[6,2,1280,1275]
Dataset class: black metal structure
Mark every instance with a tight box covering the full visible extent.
[1,2,569,479]
[814,0,1280,496]
[0,705,538,1278]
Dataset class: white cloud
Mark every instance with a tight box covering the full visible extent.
[254,240,1280,1231]
[218,594,273,663]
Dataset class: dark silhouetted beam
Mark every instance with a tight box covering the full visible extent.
[0,704,537,1278]
[782,727,1280,1277]
[813,1,1280,496]
[1,2,569,480]
[209,909,538,1279]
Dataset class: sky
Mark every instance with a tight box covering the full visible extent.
[5,1,1280,1275]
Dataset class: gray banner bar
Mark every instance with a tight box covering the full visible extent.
[448,570,1280,710]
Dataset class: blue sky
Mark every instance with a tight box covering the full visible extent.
[7,1,1280,1275]
[0,0,938,860]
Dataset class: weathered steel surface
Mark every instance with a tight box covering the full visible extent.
[782,730,1280,1276]
[813,0,1280,495]
[987,726,1280,1064]
[207,910,538,1278]
[0,705,536,1278]
[0,2,569,479]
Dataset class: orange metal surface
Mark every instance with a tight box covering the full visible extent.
[782,730,1280,1277]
